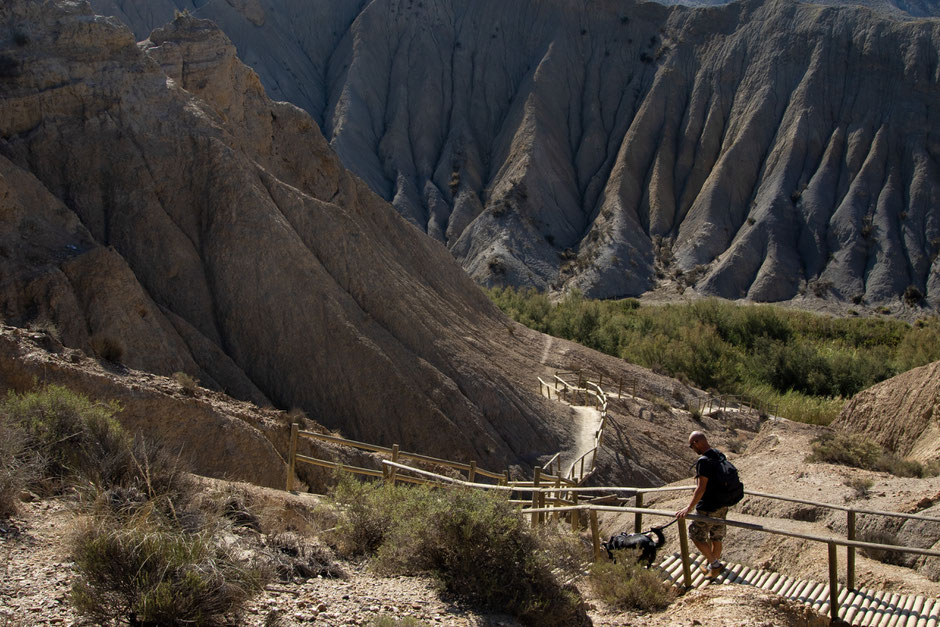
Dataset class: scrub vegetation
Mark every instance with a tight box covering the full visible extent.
[487,288,940,424]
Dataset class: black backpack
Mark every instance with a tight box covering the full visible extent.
[713,452,744,507]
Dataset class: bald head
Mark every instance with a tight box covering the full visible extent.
[689,431,710,454]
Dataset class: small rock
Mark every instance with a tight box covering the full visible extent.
[318,603,328,612]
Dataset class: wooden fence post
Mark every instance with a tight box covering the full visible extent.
[634,493,644,533]
[618,376,623,399]
[468,460,477,483]
[847,510,856,590]
[678,517,692,588]
[571,493,580,532]
[286,422,299,491]
[389,444,400,485]
[552,477,561,521]
[590,509,601,561]
[531,467,541,528]
[828,542,840,622]
[503,470,510,486]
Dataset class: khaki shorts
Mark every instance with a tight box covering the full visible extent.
[689,506,729,543]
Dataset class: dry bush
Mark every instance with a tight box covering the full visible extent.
[329,477,588,626]
[0,411,35,518]
[844,476,873,499]
[264,531,345,581]
[90,333,124,363]
[589,558,676,611]
[71,510,266,625]
[1,385,129,494]
[535,521,592,583]
[172,371,199,396]
[859,529,906,566]
[371,617,429,627]
[258,498,338,538]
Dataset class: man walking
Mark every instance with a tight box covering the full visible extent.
[675,430,742,578]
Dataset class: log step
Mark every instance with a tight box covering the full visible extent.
[655,552,936,626]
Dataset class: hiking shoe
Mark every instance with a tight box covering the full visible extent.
[707,563,724,578]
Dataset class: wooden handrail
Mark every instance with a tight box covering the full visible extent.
[296,429,505,480]
[519,504,940,558]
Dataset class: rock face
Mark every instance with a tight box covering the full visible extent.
[90,0,940,310]
[833,360,940,464]
[0,1,582,472]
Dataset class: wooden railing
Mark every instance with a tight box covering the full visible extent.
[543,371,610,484]
[377,459,940,622]
[286,426,508,491]
[545,368,778,419]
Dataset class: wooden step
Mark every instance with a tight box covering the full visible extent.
[654,553,935,626]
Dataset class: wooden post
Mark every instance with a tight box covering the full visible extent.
[468,460,477,483]
[571,493,580,532]
[389,444,400,485]
[617,375,623,398]
[531,467,541,528]
[678,517,693,588]
[579,456,585,481]
[847,510,856,590]
[828,542,840,621]
[598,374,603,390]
[538,486,547,525]
[503,470,510,486]
[552,477,561,521]
[634,493,644,533]
[286,423,299,491]
[590,509,601,561]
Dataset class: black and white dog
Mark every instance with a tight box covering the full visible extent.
[602,526,666,566]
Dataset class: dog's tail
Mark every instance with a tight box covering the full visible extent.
[649,526,666,548]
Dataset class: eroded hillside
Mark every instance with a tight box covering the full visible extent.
[93,0,940,309]
[0,1,583,473]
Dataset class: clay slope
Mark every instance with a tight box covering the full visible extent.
[91,0,940,309]
[0,1,580,472]
[832,360,940,463]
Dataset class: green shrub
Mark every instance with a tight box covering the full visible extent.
[1,386,129,493]
[808,432,882,469]
[589,558,675,611]
[329,478,587,626]
[486,288,932,426]
[71,510,264,625]
[808,432,936,477]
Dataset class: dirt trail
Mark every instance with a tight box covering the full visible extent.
[559,405,603,477]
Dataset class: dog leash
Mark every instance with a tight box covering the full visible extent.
[646,517,679,533]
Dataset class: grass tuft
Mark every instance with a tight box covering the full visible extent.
[589,558,676,611]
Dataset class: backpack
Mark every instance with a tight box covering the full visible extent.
[713,452,744,507]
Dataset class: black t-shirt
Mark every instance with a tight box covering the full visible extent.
[694,449,725,512]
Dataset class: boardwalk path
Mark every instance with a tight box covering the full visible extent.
[659,553,940,626]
